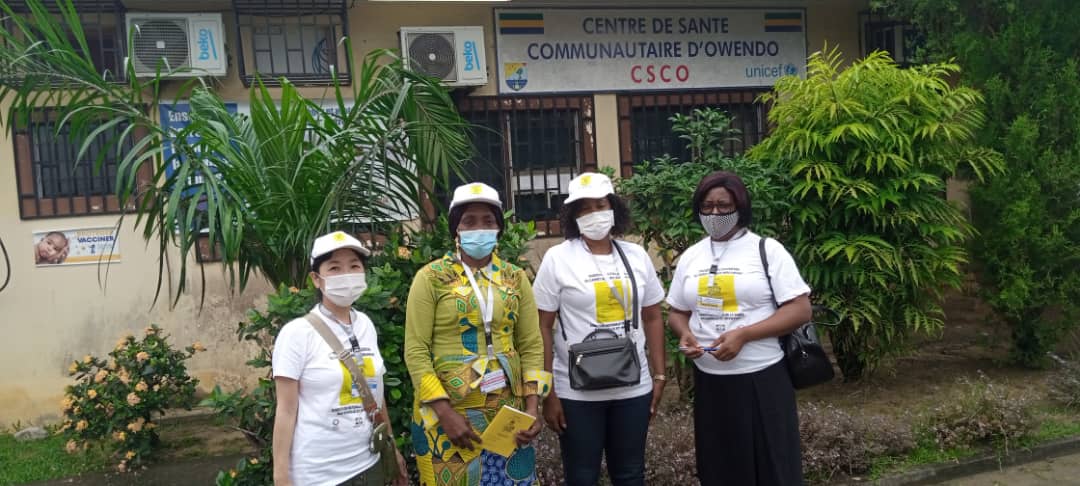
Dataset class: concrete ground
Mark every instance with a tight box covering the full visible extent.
[939,450,1080,486]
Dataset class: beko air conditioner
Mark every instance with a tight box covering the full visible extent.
[126,13,227,78]
[400,26,487,87]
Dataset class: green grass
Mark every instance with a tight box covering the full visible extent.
[0,432,111,485]
[867,439,978,480]
[865,408,1080,481]
[1018,412,1080,447]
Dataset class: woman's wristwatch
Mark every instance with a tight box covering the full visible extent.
[653,374,667,382]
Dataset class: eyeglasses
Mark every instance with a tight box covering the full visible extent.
[699,203,736,215]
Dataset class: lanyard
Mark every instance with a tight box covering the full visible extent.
[707,229,749,288]
[583,240,631,325]
[318,305,361,356]
[460,258,496,361]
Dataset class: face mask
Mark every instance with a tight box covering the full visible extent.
[576,209,615,241]
[700,211,740,240]
[319,272,367,307]
[459,229,498,259]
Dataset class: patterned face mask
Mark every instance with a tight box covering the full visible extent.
[700,211,740,240]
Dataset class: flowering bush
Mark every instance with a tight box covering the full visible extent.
[59,324,203,472]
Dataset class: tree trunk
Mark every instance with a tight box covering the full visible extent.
[830,327,866,381]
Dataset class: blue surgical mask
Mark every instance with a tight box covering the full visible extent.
[458,229,498,259]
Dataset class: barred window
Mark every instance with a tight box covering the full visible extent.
[859,11,921,66]
[233,0,351,86]
[617,90,769,176]
[454,96,597,236]
[12,108,144,219]
[1,0,126,81]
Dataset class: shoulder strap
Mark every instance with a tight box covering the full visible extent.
[758,237,780,309]
[612,240,640,333]
[303,313,381,420]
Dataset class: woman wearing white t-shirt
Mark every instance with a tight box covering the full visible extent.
[272,231,407,486]
[534,172,667,486]
[667,171,812,486]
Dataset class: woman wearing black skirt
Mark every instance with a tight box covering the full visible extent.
[666,171,812,485]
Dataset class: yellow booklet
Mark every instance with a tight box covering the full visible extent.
[481,405,537,457]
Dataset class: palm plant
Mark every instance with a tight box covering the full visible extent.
[0,0,470,304]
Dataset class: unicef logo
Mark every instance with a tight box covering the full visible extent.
[784,63,799,76]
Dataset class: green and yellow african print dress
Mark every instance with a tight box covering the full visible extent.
[404,252,551,486]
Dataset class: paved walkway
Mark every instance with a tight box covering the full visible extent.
[938,450,1080,486]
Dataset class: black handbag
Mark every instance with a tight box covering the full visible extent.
[759,237,837,389]
[566,240,642,391]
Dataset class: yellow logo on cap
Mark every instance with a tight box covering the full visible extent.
[580,175,592,186]
[332,232,347,242]
[470,184,484,195]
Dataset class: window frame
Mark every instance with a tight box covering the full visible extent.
[232,0,352,87]
[859,10,921,66]
[454,95,598,236]
[616,89,771,177]
[12,108,151,220]
[1,0,127,83]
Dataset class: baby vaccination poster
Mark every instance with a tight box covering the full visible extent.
[32,227,121,266]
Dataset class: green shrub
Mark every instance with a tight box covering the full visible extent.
[60,325,201,472]
[750,48,1004,379]
[880,0,1080,368]
[920,373,1033,452]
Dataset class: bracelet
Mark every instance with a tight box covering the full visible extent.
[653,374,667,382]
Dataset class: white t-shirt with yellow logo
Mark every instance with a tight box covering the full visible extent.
[272,307,386,486]
[533,239,666,401]
[667,232,811,376]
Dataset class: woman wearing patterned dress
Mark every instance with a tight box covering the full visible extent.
[404,182,550,485]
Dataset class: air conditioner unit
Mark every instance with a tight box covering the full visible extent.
[400,26,487,87]
[126,13,227,78]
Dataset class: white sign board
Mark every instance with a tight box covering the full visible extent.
[33,226,120,266]
[494,8,807,94]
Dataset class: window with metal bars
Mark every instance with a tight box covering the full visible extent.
[12,108,146,219]
[859,11,922,66]
[1,0,126,82]
[617,90,769,176]
[453,96,597,236]
[233,0,350,86]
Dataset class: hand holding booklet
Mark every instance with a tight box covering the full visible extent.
[480,405,537,457]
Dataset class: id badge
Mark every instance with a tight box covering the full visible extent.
[480,369,507,394]
[350,382,362,398]
[698,295,724,312]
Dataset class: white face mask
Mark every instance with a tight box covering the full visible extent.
[319,272,367,307]
[577,209,615,241]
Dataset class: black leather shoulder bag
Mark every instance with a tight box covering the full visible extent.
[566,240,642,390]
[759,237,837,389]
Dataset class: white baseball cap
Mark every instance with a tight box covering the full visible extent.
[449,182,502,211]
[564,172,614,204]
[310,231,370,266]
